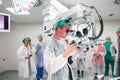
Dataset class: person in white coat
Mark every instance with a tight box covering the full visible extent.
[76,52,86,80]
[44,18,81,80]
[17,36,36,80]
[113,27,120,79]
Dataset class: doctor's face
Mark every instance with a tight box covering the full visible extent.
[38,38,43,42]
[116,32,120,38]
[24,39,31,45]
[106,39,110,43]
[59,25,71,38]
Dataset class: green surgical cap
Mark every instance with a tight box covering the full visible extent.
[22,36,31,43]
[106,36,111,41]
[53,18,71,30]
[37,34,43,38]
[117,26,120,32]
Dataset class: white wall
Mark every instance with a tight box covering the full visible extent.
[0,20,120,72]
[0,22,48,72]
[0,34,7,73]
[100,20,120,42]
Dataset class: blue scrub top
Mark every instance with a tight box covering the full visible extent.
[35,42,44,67]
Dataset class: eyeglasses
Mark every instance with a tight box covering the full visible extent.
[66,29,70,33]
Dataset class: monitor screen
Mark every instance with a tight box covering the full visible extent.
[0,13,10,32]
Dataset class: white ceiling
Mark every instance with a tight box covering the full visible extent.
[0,0,120,23]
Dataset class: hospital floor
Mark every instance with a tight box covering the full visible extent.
[0,68,114,80]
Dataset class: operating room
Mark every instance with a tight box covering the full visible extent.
[0,0,120,80]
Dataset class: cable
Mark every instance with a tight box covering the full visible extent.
[88,6,104,40]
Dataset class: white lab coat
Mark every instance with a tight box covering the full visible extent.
[110,42,119,75]
[76,52,86,71]
[44,38,73,80]
[17,45,36,79]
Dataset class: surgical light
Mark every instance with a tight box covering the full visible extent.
[12,0,38,13]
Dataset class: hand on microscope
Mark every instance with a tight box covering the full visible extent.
[62,41,81,59]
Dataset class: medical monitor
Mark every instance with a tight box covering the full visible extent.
[0,13,10,32]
